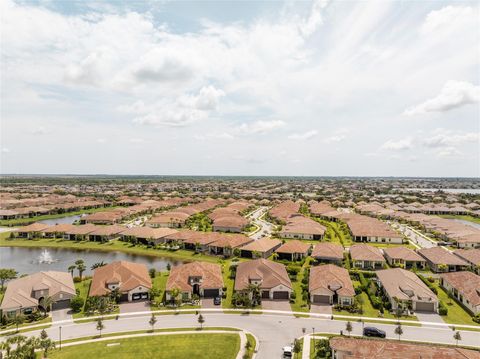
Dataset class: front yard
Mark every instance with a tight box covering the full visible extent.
[46,333,241,359]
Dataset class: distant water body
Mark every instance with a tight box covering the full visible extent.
[405,188,480,194]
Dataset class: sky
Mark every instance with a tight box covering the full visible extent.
[0,0,479,177]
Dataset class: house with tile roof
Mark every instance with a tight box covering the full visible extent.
[418,247,469,272]
[440,271,480,315]
[89,261,152,302]
[349,244,386,270]
[166,262,224,301]
[309,264,355,305]
[240,237,282,258]
[275,240,311,261]
[311,242,344,265]
[383,246,426,269]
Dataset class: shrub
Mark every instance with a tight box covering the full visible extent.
[70,296,84,313]
[73,276,82,283]
[439,301,448,316]
[290,291,296,300]
[473,314,480,324]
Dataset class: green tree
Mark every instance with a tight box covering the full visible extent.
[67,265,76,277]
[14,313,25,332]
[149,314,157,332]
[169,287,181,307]
[96,318,105,337]
[293,339,302,354]
[395,323,403,340]
[345,321,353,336]
[247,283,261,307]
[40,296,54,317]
[453,331,462,346]
[0,268,18,290]
[314,338,332,359]
[197,314,205,329]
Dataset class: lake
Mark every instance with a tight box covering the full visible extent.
[0,246,184,276]
[37,215,82,225]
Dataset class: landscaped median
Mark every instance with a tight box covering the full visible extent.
[44,328,249,359]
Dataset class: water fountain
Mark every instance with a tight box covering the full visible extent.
[37,249,57,264]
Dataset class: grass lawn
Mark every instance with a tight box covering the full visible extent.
[366,242,416,250]
[45,333,240,359]
[72,279,92,319]
[0,206,121,227]
[290,260,310,314]
[244,333,256,359]
[438,215,480,225]
[222,260,236,309]
[151,271,169,308]
[0,234,221,263]
[431,280,479,327]
[293,338,303,359]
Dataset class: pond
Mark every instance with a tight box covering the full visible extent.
[0,246,184,276]
[37,215,82,225]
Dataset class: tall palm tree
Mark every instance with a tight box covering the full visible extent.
[77,263,86,280]
[67,265,76,277]
[39,296,54,317]
[246,283,261,306]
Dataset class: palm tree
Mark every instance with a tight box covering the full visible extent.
[246,283,261,306]
[40,296,54,317]
[39,337,55,358]
[77,263,86,280]
[67,265,76,277]
[170,287,181,307]
[91,261,106,270]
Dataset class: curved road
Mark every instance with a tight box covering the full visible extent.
[13,312,480,358]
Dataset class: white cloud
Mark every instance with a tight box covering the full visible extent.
[436,146,463,158]
[423,130,479,148]
[422,6,475,33]
[404,81,480,116]
[380,137,414,151]
[1,148,10,153]
[129,138,144,143]
[288,130,318,140]
[236,120,286,134]
[96,138,107,143]
[298,0,329,36]
[30,126,49,135]
[323,134,346,143]
[194,132,234,141]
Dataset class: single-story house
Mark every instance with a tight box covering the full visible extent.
[383,246,426,269]
[240,237,282,258]
[329,337,480,359]
[275,240,311,261]
[88,225,126,242]
[64,224,98,241]
[146,212,190,228]
[0,271,75,317]
[453,249,480,274]
[82,211,124,225]
[453,233,480,249]
[43,224,76,238]
[167,230,220,251]
[120,227,178,245]
[278,215,326,240]
[376,268,438,313]
[309,264,355,305]
[208,234,253,256]
[440,271,480,315]
[349,244,386,270]
[89,261,152,302]
[235,258,292,300]
[166,262,224,301]
[15,223,51,239]
[418,247,469,272]
[346,215,403,244]
[311,242,344,265]
[212,215,249,233]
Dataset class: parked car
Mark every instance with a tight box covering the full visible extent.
[213,297,222,305]
[282,346,293,357]
[363,326,386,338]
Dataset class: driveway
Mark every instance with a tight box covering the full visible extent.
[415,311,445,327]
[51,308,73,322]
[261,300,291,312]
[119,301,151,313]
[201,298,219,309]
[310,304,332,315]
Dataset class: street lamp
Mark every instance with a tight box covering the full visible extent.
[59,326,62,350]
[312,327,315,353]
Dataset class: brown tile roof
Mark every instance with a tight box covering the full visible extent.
[89,224,127,236]
[235,258,292,291]
[43,223,77,233]
[309,264,355,297]
[377,268,437,302]
[16,223,51,232]
[89,261,152,296]
[441,271,480,307]
[166,230,220,245]
[418,247,469,266]
[213,215,249,228]
[454,249,480,266]
[349,244,385,262]
[146,212,190,225]
[209,234,253,249]
[121,226,177,239]
[329,337,480,359]
[311,242,344,260]
[346,215,402,239]
[240,238,281,253]
[383,246,426,262]
[0,271,75,311]
[275,240,311,254]
[280,215,326,235]
[65,224,98,235]
[166,262,223,292]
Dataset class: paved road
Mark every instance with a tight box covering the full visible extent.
[396,224,437,249]
[14,312,480,359]
[247,207,275,240]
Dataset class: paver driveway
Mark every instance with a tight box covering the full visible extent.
[261,300,291,311]
[310,304,332,315]
[119,301,150,313]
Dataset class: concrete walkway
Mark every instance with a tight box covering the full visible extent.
[302,334,328,359]
[58,329,247,359]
